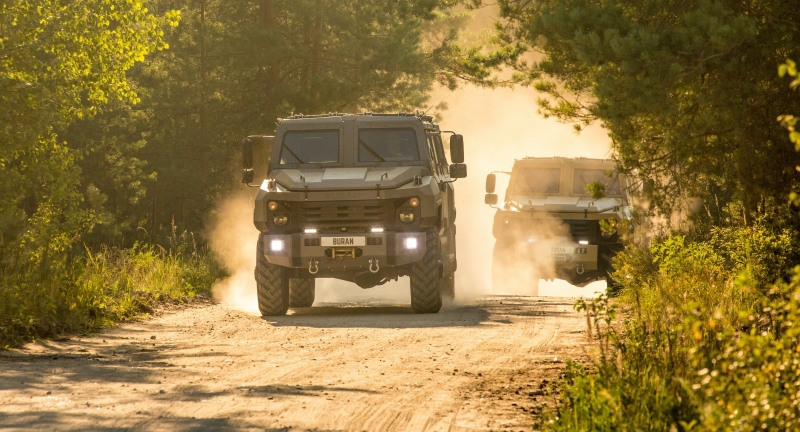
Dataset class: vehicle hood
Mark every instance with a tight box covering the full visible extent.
[508,195,626,213]
[271,166,421,191]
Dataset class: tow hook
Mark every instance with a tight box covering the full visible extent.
[576,263,585,275]
[369,258,380,273]
[308,259,319,275]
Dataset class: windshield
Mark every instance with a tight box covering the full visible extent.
[573,169,621,195]
[358,128,420,162]
[279,130,339,164]
[514,168,561,194]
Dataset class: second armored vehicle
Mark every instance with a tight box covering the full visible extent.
[485,157,633,294]
[242,113,467,315]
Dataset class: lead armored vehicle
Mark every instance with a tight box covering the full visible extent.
[241,113,467,315]
[484,157,633,294]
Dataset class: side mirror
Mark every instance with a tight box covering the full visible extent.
[241,135,274,185]
[241,139,254,183]
[449,163,467,179]
[449,134,464,164]
[485,173,496,193]
[485,194,498,205]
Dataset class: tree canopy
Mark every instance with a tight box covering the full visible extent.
[467,0,800,220]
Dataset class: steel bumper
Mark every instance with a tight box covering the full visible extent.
[262,232,427,271]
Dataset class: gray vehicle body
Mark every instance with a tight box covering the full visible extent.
[485,157,633,287]
[246,113,463,291]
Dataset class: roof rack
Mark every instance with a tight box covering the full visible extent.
[280,111,435,123]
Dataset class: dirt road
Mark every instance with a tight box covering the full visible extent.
[0,296,589,431]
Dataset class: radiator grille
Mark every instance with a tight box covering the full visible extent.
[296,201,392,226]
[565,220,597,241]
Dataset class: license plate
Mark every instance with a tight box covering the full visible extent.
[321,237,365,247]
[551,246,575,254]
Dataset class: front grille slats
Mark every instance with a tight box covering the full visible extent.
[296,201,392,226]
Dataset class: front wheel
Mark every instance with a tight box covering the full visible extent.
[255,235,290,316]
[409,227,443,313]
[289,278,315,307]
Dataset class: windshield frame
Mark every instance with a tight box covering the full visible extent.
[512,167,562,195]
[352,125,427,168]
[571,168,622,196]
[274,126,345,169]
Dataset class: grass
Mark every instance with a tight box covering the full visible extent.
[0,233,224,348]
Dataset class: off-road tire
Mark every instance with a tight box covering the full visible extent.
[255,235,289,316]
[492,241,539,296]
[410,227,443,313]
[289,278,315,307]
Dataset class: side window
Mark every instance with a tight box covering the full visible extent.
[426,136,440,174]
[433,135,448,172]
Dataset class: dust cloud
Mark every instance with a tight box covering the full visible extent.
[207,193,261,315]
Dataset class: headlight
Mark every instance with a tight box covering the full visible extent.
[270,239,285,252]
[398,210,415,224]
[273,214,289,226]
[404,237,418,249]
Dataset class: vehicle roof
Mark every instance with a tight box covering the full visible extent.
[277,112,438,129]
[513,156,617,168]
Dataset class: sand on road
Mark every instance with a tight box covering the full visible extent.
[0,296,589,431]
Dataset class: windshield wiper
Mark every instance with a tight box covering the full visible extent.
[359,139,386,162]
[282,144,305,164]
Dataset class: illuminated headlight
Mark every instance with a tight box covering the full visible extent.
[398,211,415,223]
[304,228,318,234]
[578,240,589,245]
[371,227,384,233]
[409,197,420,207]
[272,215,289,226]
[270,239,285,252]
[404,237,418,250]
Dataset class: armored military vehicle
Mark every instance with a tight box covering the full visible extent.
[484,157,633,294]
[241,113,467,315]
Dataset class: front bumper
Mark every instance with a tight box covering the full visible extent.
[550,244,599,271]
[262,231,427,271]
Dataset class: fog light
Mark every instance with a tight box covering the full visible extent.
[404,237,418,250]
[371,227,384,233]
[409,197,420,207]
[273,215,289,226]
[270,239,284,252]
[578,240,589,245]
[268,201,279,211]
[399,211,414,223]
[304,228,318,234]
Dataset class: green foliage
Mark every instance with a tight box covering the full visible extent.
[585,180,606,201]
[0,230,223,348]
[0,0,177,274]
[546,223,800,431]
[778,58,800,206]
[468,0,800,218]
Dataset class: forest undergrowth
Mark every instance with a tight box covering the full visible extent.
[0,230,224,349]
[544,216,800,431]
